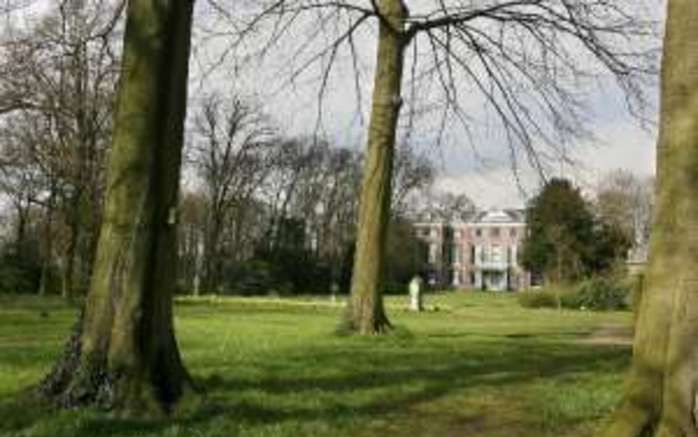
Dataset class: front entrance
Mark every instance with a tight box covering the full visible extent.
[476,270,509,291]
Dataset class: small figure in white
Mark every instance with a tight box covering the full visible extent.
[409,275,424,312]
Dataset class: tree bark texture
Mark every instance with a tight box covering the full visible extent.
[345,0,407,335]
[39,0,196,416]
[599,1,698,436]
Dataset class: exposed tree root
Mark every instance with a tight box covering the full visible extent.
[340,302,393,335]
[36,310,196,416]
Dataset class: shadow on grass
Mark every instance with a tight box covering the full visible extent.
[0,338,630,437]
[199,339,628,400]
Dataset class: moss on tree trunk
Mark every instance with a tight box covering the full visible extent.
[39,0,196,416]
[344,0,407,335]
[598,1,698,436]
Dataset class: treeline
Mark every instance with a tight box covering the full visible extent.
[177,97,433,295]
[0,3,436,297]
[0,118,433,297]
[0,1,118,296]
[0,8,433,297]
[521,176,653,284]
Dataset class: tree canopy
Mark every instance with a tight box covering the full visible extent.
[521,177,630,282]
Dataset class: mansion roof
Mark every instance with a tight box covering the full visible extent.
[413,208,525,226]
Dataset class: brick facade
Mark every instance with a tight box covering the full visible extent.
[414,210,530,291]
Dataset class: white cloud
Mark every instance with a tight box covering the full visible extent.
[434,117,657,209]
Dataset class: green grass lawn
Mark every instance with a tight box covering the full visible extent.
[0,292,631,437]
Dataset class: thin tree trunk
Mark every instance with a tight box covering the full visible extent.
[203,214,223,292]
[14,201,28,256]
[598,1,698,436]
[39,187,56,297]
[193,231,203,296]
[344,0,407,335]
[61,208,78,299]
[40,0,196,415]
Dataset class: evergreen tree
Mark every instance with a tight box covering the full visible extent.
[521,178,597,282]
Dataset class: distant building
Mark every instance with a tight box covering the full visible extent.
[413,209,530,291]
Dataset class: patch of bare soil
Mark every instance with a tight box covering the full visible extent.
[578,324,634,346]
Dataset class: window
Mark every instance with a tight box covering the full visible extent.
[474,228,482,237]
[453,245,462,264]
[510,228,517,237]
[429,244,438,263]
[491,227,500,237]
[491,245,503,263]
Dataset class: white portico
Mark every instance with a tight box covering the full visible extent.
[415,208,530,291]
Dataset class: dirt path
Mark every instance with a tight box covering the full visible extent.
[578,323,634,346]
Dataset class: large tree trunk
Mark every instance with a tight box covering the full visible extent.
[39,0,196,416]
[598,2,698,436]
[344,0,407,335]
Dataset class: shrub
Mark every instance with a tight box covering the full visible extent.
[0,250,42,294]
[571,277,629,311]
[518,277,630,311]
[221,250,333,296]
[222,260,285,296]
[518,288,563,309]
[384,281,411,296]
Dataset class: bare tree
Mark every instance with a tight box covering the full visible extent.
[0,140,45,252]
[258,138,325,252]
[391,144,435,216]
[0,126,53,294]
[595,169,654,253]
[424,190,477,221]
[205,0,657,333]
[189,93,275,292]
[0,0,121,297]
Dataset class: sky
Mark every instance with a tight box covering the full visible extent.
[187,0,664,210]
[4,0,665,211]
[435,119,657,208]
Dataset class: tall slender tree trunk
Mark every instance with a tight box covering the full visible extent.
[598,2,698,436]
[39,0,196,415]
[203,214,223,292]
[191,228,203,296]
[344,0,407,335]
[39,186,56,297]
[61,206,79,299]
[14,201,28,256]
